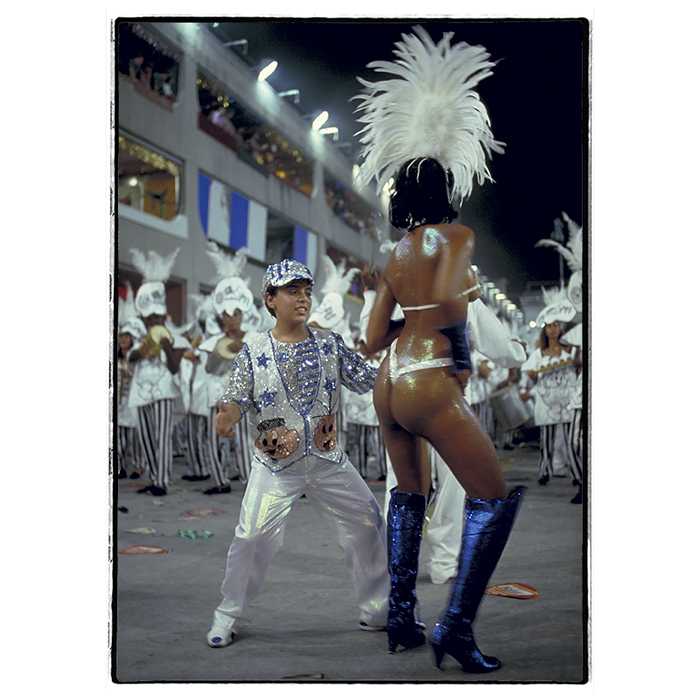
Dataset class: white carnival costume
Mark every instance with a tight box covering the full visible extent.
[206,259,388,647]
[127,248,190,492]
[177,294,216,482]
[117,283,146,478]
[522,280,578,483]
[308,255,361,450]
[198,242,255,489]
[537,212,584,496]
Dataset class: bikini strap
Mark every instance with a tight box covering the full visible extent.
[401,284,480,312]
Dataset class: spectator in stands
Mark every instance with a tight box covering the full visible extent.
[129,54,146,81]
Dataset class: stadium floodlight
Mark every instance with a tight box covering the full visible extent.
[277,89,300,103]
[319,126,339,141]
[311,111,329,131]
[257,60,278,82]
[223,39,248,55]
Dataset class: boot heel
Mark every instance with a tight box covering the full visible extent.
[431,643,445,669]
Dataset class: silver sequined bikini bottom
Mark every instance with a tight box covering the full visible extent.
[388,341,455,382]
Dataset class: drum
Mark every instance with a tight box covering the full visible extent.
[489,384,530,432]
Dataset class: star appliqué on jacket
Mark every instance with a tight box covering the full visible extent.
[256,352,270,369]
[259,389,277,407]
[322,341,334,356]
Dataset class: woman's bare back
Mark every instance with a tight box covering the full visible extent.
[385,222,477,367]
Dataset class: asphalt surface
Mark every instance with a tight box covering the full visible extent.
[112,444,586,683]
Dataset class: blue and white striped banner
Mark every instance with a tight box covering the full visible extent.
[293,226,318,276]
[198,172,267,261]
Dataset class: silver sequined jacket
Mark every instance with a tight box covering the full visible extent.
[219,327,377,472]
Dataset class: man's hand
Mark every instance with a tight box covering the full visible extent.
[215,403,240,438]
[227,337,243,354]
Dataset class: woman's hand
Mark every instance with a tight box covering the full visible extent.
[361,264,380,292]
[455,368,471,391]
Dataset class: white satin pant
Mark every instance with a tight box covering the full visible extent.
[384,448,466,585]
[214,454,389,630]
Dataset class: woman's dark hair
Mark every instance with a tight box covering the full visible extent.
[389,157,458,230]
[539,322,572,351]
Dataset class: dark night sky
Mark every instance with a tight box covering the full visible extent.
[209,19,588,299]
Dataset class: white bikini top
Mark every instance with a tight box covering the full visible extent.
[401,284,479,312]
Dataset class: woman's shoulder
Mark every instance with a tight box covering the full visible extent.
[436,223,475,249]
[440,222,475,237]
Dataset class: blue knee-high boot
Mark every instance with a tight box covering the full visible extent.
[386,488,426,653]
[431,486,526,672]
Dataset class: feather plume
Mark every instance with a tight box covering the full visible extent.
[353,26,504,204]
[541,286,568,307]
[535,213,583,272]
[319,255,360,296]
[205,242,248,283]
[118,282,137,324]
[129,248,180,283]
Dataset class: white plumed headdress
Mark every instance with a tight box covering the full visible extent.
[308,255,360,330]
[130,247,180,317]
[319,255,360,297]
[118,282,146,339]
[205,242,253,318]
[536,286,576,326]
[535,212,583,312]
[353,25,504,204]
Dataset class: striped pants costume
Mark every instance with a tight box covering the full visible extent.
[137,399,175,489]
[117,426,144,474]
[231,412,252,484]
[186,414,213,478]
[208,409,252,486]
[567,409,583,484]
[538,422,571,480]
[471,401,494,439]
[354,425,387,479]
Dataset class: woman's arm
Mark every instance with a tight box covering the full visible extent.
[433,225,475,325]
[365,277,403,354]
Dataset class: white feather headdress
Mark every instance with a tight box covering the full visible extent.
[205,241,248,283]
[129,248,179,283]
[541,286,568,307]
[353,25,505,204]
[535,212,583,272]
[118,282,137,325]
[319,255,360,296]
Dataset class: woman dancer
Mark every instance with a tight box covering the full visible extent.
[357,27,525,672]
[522,292,578,487]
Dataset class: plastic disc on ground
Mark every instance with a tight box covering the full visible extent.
[119,545,168,555]
[486,582,539,599]
[180,508,226,520]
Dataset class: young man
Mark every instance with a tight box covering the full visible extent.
[127,248,189,497]
[206,259,388,648]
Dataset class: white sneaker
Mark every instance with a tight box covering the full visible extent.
[206,610,237,648]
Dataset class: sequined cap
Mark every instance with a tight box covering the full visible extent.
[261,259,313,299]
